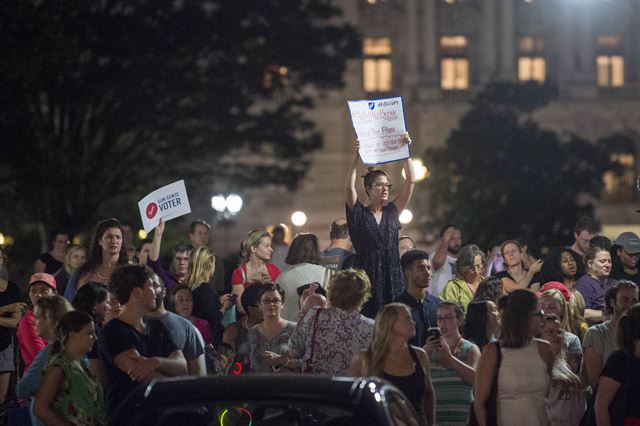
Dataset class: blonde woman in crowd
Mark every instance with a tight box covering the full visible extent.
[17,295,74,426]
[187,247,234,346]
[34,311,104,426]
[349,303,435,425]
[54,245,86,297]
[538,287,584,373]
[541,314,585,425]
[231,230,281,314]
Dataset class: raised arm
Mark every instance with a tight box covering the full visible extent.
[346,141,360,210]
[392,134,415,213]
[432,228,454,271]
[149,218,165,262]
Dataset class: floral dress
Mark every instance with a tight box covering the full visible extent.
[45,351,104,425]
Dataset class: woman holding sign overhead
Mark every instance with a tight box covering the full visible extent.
[346,132,414,318]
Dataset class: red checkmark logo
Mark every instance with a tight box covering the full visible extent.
[146,203,158,219]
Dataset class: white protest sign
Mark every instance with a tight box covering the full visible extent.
[347,96,410,165]
[138,180,192,233]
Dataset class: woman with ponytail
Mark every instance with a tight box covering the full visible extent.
[186,246,233,346]
[348,303,435,425]
[346,133,415,317]
[474,290,553,426]
[34,310,104,426]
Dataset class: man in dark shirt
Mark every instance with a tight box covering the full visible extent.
[98,265,187,418]
[394,250,441,347]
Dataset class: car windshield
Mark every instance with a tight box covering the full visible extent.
[153,401,359,426]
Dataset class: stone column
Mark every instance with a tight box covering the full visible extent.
[558,1,575,82]
[421,0,438,84]
[480,0,497,84]
[499,0,516,80]
[577,2,595,80]
[405,0,419,87]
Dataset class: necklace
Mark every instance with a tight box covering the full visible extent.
[451,336,463,358]
[94,268,109,281]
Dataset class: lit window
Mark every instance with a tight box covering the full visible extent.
[363,38,392,92]
[363,38,391,56]
[597,55,624,87]
[597,36,622,49]
[517,37,545,82]
[518,57,546,82]
[597,35,624,87]
[603,153,635,202]
[441,58,469,90]
[519,36,544,53]
[440,36,469,90]
[440,36,467,49]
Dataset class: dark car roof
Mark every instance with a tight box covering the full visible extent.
[142,374,378,407]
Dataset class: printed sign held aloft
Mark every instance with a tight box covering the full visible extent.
[347,96,410,165]
[138,180,192,233]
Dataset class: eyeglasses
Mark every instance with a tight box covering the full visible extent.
[261,299,283,305]
[531,311,544,318]
[436,315,459,322]
[373,183,393,190]
[465,264,484,273]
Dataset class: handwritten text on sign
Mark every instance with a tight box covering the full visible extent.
[138,180,192,233]
[347,97,409,164]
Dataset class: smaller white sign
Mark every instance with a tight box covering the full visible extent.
[138,180,192,233]
[347,96,410,165]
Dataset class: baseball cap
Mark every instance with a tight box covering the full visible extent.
[614,232,640,255]
[28,273,57,290]
[536,281,571,302]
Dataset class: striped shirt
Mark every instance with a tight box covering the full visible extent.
[429,339,474,426]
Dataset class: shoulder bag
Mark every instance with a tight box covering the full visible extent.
[304,308,323,373]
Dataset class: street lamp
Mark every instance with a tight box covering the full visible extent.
[211,193,244,254]
[402,159,429,182]
[399,209,414,225]
[291,211,307,227]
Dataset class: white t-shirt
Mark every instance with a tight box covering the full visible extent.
[429,253,457,296]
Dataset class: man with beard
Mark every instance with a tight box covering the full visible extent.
[582,280,638,387]
[395,250,441,347]
[98,265,187,419]
[145,273,205,376]
[430,225,462,296]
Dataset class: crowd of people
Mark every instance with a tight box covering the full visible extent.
[0,143,639,425]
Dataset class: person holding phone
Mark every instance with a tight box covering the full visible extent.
[186,247,234,346]
[425,301,480,426]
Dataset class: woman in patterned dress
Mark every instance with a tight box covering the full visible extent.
[346,133,415,318]
[34,310,104,425]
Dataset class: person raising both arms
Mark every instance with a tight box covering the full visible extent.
[346,133,415,318]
